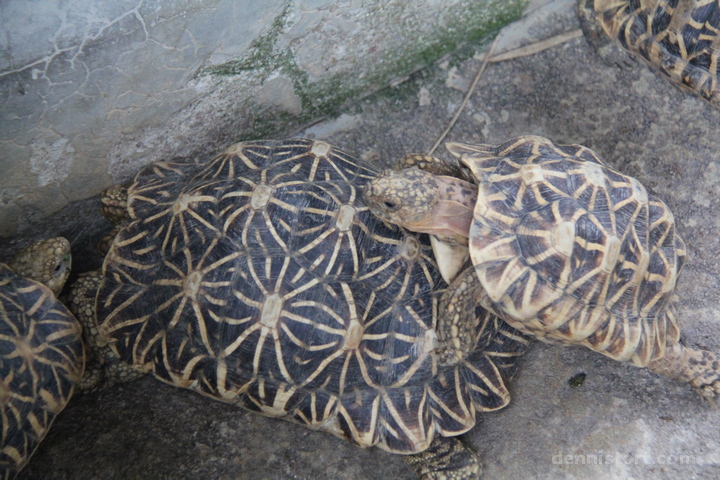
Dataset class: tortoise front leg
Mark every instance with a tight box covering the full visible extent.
[436,267,482,366]
[98,185,131,256]
[436,267,504,366]
[404,435,481,480]
[435,265,530,372]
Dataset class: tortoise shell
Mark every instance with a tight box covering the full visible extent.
[580,0,720,106]
[449,135,684,367]
[96,139,527,454]
[0,263,84,479]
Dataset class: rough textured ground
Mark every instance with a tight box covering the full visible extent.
[9,0,720,479]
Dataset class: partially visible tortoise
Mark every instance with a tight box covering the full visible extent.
[578,0,720,107]
[364,135,720,399]
[94,138,530,479]
[0,238,84,480]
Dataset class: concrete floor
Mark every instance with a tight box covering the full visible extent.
[12,0,720,479]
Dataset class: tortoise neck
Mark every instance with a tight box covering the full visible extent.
[426,176,477,238]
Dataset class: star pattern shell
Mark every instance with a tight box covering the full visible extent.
[97,139,528,454]
[589,0,720,106]
[450,136,684,367]
[0,264,84,480]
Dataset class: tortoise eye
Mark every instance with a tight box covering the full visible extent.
[52,256,70,276]
[383,201,399,211]
[52,262,65,276]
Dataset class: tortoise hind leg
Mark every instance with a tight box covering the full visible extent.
[404,436,481,480]
[647,343,720,402]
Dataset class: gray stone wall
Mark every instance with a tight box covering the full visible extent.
[0,0,525,237]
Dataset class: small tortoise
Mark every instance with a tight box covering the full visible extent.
[364,135,720,399]
[93,138,529,479]
[0,238,84,480]
[577,0,720,107]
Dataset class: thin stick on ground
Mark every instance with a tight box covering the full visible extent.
[427,35,499,156]
[487,30,582,63]
[427,29,583,156]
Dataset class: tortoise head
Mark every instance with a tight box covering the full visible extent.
[363,167,442,234]
[8,237,72,295]
[364,167,477,241]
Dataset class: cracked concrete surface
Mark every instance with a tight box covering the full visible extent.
[6,0,720,479]
[0,0,524,237]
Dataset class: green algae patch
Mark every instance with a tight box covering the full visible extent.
[203,0,528,138]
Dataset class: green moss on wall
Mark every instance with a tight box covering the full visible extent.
[203,0,527,139]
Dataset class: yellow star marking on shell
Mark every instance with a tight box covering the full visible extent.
[630,177,648,204]
[335,205,356,231]
[260,293,284,328]
[251,184,274,209]
[581,162,606,188]
[311,141,331,157]
[520,164,545,184]
[340,283,363,350]
[183,271,203,298]
[173,192,214,215]
[600,235,621,273]
[400,235,421,260]
[551,220,575,257]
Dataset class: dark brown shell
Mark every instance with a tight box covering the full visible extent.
[0,264,84,479]
[586,0,720,107]
[96,139,528,454]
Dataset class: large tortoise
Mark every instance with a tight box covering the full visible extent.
[94,138,529,479]
[578,0,720,108]
[0,239,84,479]
[364,135,720,399]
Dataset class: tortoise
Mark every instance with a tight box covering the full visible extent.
[94,138,530,479]
[363,135,720,399]
[577,0,720,108]
[0,238,84,479]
